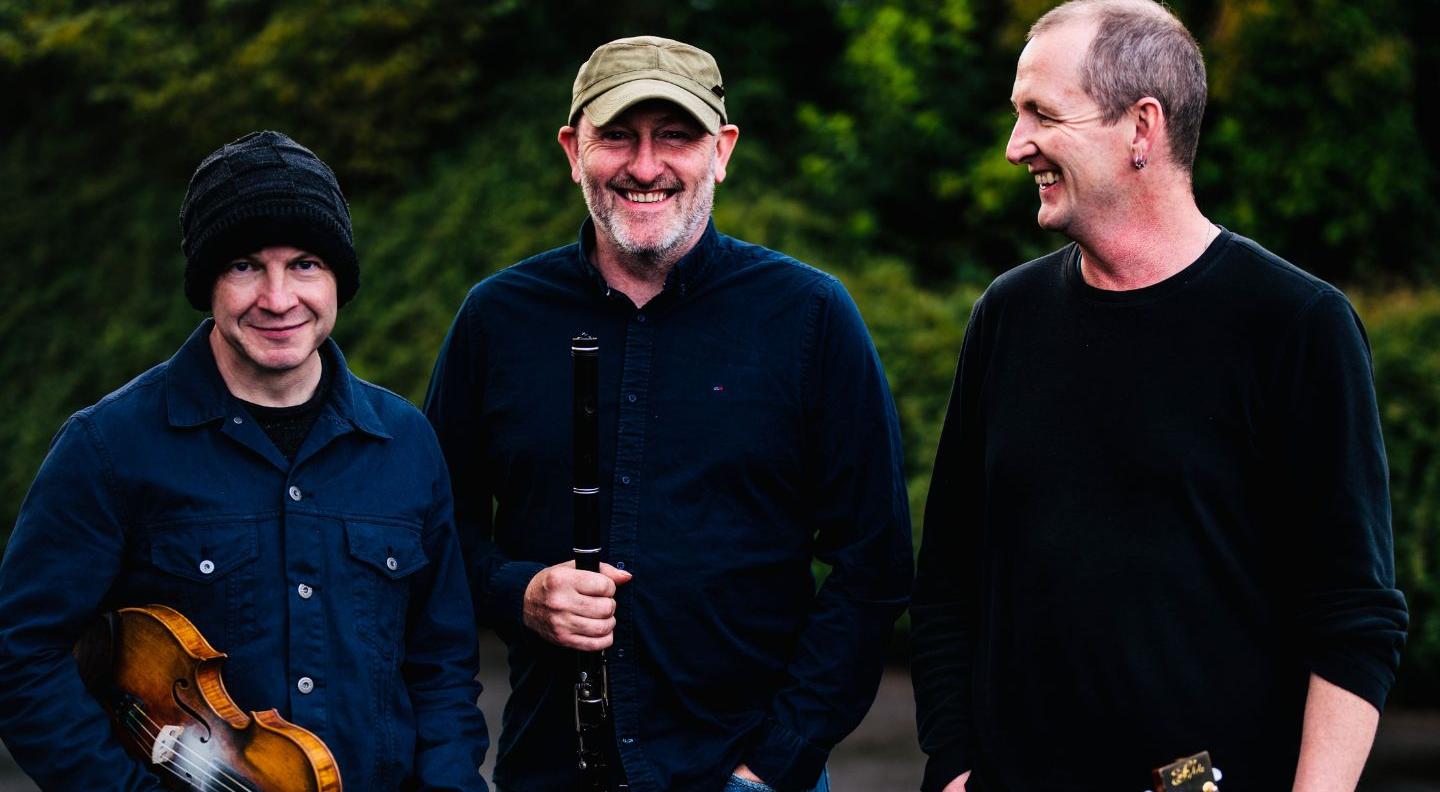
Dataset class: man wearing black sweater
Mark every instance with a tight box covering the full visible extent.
[910,2,1408,791]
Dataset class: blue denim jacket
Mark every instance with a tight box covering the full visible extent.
[0,320,488,790]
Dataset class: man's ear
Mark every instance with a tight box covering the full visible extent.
[558,124,582,184]
[1130,97,1164,167]
[712,124,740,184]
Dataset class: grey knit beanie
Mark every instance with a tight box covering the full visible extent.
[179,131,358,311]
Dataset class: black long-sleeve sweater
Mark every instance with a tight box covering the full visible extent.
[912,231,1408,792]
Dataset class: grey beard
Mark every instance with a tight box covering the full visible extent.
[580,161,716,278]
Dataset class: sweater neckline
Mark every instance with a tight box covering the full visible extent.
[1063,228,1232,305]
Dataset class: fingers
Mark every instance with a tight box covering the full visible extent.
[599,562,633,585]
[566,614,616,638]
[545,611,616,652]
[522,561,626,650]
[567,592,617,619]
[569,568,618,597]
[564,632,615,652]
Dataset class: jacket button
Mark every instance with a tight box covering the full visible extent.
[232,416,243,425]
[627,393,637,403]
[297,676,314,694]
[198,559,215,575]
[288,485,302,502]
[297,583,313,599]
[386,557,398,571]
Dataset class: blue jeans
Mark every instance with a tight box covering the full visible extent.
[724,769,831,792]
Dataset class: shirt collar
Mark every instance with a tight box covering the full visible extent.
[574,216,722,297]
[164,318,390,439]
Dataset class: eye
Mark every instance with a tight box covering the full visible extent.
[599,129,631,142]
[227,260,255,273]
[293,258,325,271]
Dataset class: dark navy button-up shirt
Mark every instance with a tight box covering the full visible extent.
[0,321,488,790]
[425,220,913,792]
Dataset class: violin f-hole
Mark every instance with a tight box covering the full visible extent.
[171,678,213,743]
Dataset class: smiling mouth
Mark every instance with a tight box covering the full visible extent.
[1034,171,1060,190]
[251,322,306,337]
[622,189,673,204]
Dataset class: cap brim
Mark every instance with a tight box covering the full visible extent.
[581,79,722,134]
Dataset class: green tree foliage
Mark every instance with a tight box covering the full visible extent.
[2,0,1438,700]
[1199,0,1440,285]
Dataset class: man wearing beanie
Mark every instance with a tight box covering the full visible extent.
[426,37,912,792]
[0,131,489,790]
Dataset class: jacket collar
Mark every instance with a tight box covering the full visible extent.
[575,216,721,298]
[164,319,390,440]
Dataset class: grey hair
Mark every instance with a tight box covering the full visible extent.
[1030,0,1208,173]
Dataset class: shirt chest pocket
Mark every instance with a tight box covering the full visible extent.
[139,519,261,649]
[344,520,429,660]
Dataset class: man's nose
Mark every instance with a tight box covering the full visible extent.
[1005,118,1035,165]
[256,271,299,314]
[627,137,666,184]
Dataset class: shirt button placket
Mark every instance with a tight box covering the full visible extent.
[610,302,653,767]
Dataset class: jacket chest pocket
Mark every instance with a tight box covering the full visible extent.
[140,519,261,649]
[345,520,429,660]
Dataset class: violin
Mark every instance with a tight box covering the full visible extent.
[73,604,342,791]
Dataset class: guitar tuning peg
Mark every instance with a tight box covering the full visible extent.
[1201,783,1217,792]
[1212,768,1223,782]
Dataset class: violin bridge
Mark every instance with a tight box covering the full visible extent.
[150,724,184,765]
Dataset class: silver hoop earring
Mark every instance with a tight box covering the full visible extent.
[1133,157,1147,170]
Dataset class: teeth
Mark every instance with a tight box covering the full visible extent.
[625,191,667,203]
[1034,171,1059,186]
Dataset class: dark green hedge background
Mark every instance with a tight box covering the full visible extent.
[2,0,1437,703]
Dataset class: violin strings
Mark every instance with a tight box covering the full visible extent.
[125,714,252,792]
[122,709,254,792]
[124,715,251,792]
[127,710,255,792]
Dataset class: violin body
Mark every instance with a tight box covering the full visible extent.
[74,604,342,792]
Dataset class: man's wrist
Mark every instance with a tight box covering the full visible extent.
[492,559,547,628]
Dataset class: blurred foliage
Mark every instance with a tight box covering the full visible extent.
[2,0,1438,702]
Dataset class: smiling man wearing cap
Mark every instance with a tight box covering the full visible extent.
[426,35,913,792]
[0,131,488,790]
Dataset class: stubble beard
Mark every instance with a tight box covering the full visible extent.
[581,156,716,280]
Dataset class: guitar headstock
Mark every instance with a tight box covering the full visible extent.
[1152,752,1218,792]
